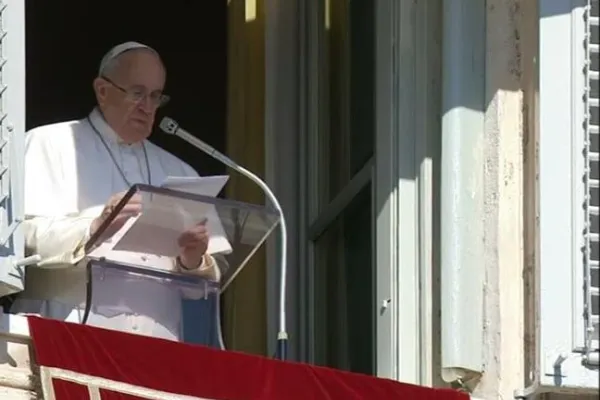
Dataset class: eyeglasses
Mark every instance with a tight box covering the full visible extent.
[101,76,170,108]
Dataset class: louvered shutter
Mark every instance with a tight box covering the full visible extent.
[0,1,28,297]
[537,0,599,390]
[584,0,599,358]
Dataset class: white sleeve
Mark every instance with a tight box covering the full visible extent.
[24,215,94,269]
[179,254,222,281]
[177,255,225,300]
[24,127,94,268]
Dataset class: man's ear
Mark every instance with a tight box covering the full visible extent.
[92,77,108,105]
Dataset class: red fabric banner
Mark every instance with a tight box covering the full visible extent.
[28,316,469,400]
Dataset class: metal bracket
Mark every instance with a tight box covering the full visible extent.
[13,254,41,268]
[583,351,600,367]
[513,385,539,400]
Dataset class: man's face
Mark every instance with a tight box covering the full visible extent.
[94,50,167,144]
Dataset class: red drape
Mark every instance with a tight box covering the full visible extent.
[28,316,469,400]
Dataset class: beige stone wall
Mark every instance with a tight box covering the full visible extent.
[472,0,529,398]
[472,1,597,399]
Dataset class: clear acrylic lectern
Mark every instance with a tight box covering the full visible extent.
[80,184,280,347]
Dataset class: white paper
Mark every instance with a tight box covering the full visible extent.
[112,201,232,257]
[87,176,233,265]
[160,175,229,197]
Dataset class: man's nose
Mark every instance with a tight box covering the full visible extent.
[137,96,156,114]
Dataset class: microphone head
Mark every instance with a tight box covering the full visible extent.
[159,117,179,135]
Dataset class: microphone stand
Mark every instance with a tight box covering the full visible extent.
[160,117,289,361]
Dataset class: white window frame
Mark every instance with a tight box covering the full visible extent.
[302,0,376,368]
[264,1,442,387]
[374,0,442,386]
[300,0,440,385]
[537,0,599,392]
[0,0,27,298]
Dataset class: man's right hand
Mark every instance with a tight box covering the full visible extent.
[90,191,142,238]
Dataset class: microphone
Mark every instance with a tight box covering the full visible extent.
[159,117,290,361]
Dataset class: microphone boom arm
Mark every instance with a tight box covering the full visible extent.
[160,117,289,360]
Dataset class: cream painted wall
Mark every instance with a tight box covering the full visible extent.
[222,0,268,356]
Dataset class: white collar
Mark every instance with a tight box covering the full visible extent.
[87,108,141,147]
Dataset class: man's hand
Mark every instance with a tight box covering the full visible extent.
[177,219,210,269]
[90,191,142,238]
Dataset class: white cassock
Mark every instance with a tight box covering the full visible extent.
[10,108,220,342]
